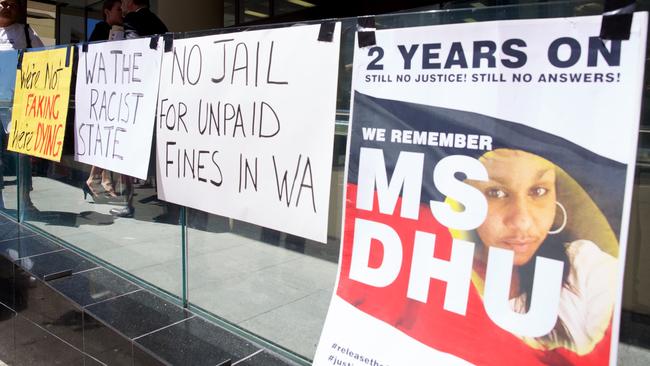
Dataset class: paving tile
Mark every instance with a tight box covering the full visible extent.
[130,263,183,298]
[96,240,181,272]
[0,235,62,260]
[19,249,97,280]
[49,267,140,307]
[189,274,307,323]
[0,215,14,225]
[133,343,169,366]
[0,302,15,365]
[14,315,85,366]
[0,256,14,309]
[235,350,301,366]
[16,269,84,349]
[83,311,133,366]
[85,290,190,339]
[239,289,331,359]
[84,354,108,366]
[135,316,259,366]
[0,223,36,244]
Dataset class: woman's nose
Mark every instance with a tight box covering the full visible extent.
[504,196,533,232]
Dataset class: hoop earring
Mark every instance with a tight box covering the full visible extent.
[549,201,567,235]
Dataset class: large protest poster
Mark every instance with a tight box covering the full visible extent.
[7,47,74,161]
[0,50,18,132]
[156,24,341,243]
[314,14,647,366]
[74,37,163,179]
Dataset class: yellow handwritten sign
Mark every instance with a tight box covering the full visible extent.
[7,47,74,162]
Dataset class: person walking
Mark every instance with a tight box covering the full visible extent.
[0,0,43,209]
[109,0,167,217]
[83,0,123,203]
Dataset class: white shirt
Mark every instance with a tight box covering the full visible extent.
[0,23,44,132]
[512,240,617,355]
[0,22,44,51]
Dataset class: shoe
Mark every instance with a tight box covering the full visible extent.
[81,183,117,204]
[109,206,134,218]
[84,181,102,199]
[82,183,93,200]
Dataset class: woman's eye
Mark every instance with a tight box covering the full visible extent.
[486,188,507,198]
[530,187,548,197]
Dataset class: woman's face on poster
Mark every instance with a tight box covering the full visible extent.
[468,149,557,266]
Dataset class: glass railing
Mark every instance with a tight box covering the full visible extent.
[1,1,649,363]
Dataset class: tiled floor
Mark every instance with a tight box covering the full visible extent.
[0,215,302,366]
[1,175,338,359]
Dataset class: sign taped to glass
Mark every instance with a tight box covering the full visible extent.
[314,13,648,366]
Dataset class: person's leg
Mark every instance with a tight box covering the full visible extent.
[19,155,34,209]
[110,175,134,217]
[125,178,133,209]
[101,169,117,197]
[86,166,102,196]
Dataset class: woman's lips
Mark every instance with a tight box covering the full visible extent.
[501,238,537,253]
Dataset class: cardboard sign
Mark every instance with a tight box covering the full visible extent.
[314,14,648,366]
[156,24,341,243]
[74,37,163,179]
[7,47,74,161]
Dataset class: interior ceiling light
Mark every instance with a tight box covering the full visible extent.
[287,0,316,7]
[244,9,269,18]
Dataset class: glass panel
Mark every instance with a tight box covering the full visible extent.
[273,0,315,16]
[26,1,56,46]
[0,50,18,218]
[224,0,236,27]
[0,118,17,217]
[243,0,270,23]
[186,133,346,359]
[58,6,86,44]
[20,148,185,297]
[2,0,649,363]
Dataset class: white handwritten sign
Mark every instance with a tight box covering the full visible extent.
[155,24,341,243]
[74,37,163,179]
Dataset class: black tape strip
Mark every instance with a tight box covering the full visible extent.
[600,0,636,40]
[318,21,335,42]
[358,17,375,30]
[16,50,23,69]
[357,17,376,47]
[82,43,88,53]
[216,359,231,366]
[65,46,71,67]
[44,269,73,282]
[603,0,635,13]
[163,34,173,53]
[600,14,633,40]
[149,36,159,50]
[358,31,376,48]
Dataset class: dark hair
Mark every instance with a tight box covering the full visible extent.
[102,0,121,20]
[130,0,150,7]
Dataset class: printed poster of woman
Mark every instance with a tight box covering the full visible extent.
[337,92,627,366]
